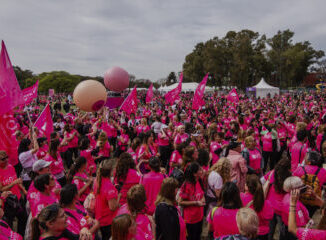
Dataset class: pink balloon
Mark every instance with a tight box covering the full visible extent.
[73,80,107,112]
[104,66,129,92]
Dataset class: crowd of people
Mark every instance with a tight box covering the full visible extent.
[1,90,326,240]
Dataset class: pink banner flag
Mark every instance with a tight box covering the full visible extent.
[34,103,53,139]
[146,83,154,104]
[192,74,208,110]
[165,73,183,105]
[227,88,239,103]
[22,80,39,105]
[120,86,138,115]
[0,41,24,114]
[0,111,19,166]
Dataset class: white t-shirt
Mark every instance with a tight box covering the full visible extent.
[207,171,223,198]
[151,121,163,134]
[19,150,38,181]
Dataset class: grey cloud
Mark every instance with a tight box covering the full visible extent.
[0,0,325,81]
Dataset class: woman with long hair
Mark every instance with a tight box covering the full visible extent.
[79,137,96,176]
[44,139,66,187]
[179,162,205,240]
[94,159,119,240]
[63,123,79,169]
[241,175,274,240]
[114,153,140,205]
[136,131,157,174]
[208,182,242,238]
[60,184,99,236]
[111,214,136,240]
[242,136,263,176]
[31,203,92,240]
[181,146,198,171]
[126,184,154,240]
[155,178,186,240]
[67,157,93,203]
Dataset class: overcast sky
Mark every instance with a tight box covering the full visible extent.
[0,0,325,81]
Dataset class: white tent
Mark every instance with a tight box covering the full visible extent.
[251,78,279,98]
[158,82,214,92]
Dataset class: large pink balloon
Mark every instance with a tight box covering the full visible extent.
[104,66,129,92]
[73,80,107,112]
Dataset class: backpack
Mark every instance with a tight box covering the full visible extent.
[300,166,322,206]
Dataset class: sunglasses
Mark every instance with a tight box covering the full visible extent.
[0,156,8,161]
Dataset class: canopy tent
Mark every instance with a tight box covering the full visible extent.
[158,82,214,92]
[247,78,279,98]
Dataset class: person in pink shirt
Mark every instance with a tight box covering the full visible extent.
[79,138,96,176]
[29,174,58,218]
[116,125,129,157]
[225,141,248,192]
[111,214,136,240]
[241,136,263,176]
[155,178,186,240]
[174,125,189,148]
[36,137,48,160]
[157,125,172,170]
[60,184,99,236]
[280,176,310,240]
[137,132,156,174]
[126,184,154,240]
[0,192,22,240]
[140,157,166,215]
[241,175,273,240]
[209,131,226,165]
[63,124,79,169]
[114,153,141,205]
[169,144,185,173]
[136,118,150,136]
[207,181,242,238]
[31,203,91,240]
[67,157,93,203]
[179,162,205,240]
[94,159,119,240]
[94,132,111,163]
[44,139,66,187]
[288,189,326,240]
[290,130,308,172]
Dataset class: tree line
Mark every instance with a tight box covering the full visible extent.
[182,29,325,89]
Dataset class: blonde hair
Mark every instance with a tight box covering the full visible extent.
[98,131,108,143]
[96,159,116,194]
[283,176,303,193]
[296,122,307,132]
[244,136,254,148]
[236,207,259,239]
[177,125,185,133]
[209,157,231,183]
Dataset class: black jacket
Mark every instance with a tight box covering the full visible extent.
[155,202,180,240]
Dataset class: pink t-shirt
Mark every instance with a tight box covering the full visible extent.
[207,207,239,238]
[179,181,204,224]
[118,133,129,151]
[66,130,79,148]
[134,214,153,240]
[297,228,326,240]
[281,193,309,227]
[290,142,308,172]
[94,177,118,226]
[98,142,111,158]
[248,148,262,171]
[80,149,96,175]
[72,172,90,202]
[210,141,221,165]
[0,220,22,240]
[157,132,170,146]
[44,154,64,176]
[28,177,61,202]
[264,171,285,215]
[174,133,189,145]
[169,150,182,167]
[141,171,165,215]
[115,169,141,205]
[29,191,58,217]
[262,132,273,152]
[0,164,21,199]
[136,125,150,135]
[240,192,274,235]
[36,145,48,160]
[64,208,88,235]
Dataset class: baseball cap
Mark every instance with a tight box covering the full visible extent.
[33,160,51,172]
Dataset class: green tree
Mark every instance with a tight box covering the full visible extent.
[13,66,34,88]
[166,72,177,86]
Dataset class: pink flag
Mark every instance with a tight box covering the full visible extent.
[120,86,138,115]
[227,88,239,103]
[34,103,53,139]
[192,74,208,110]
[22,80,39,105]
[165,73,183,105]
[0,111,19,166]
[0,41,24,114]
[146,83,154,104]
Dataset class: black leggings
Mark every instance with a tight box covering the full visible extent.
[159,145,172,171]
[186,220,203,240]
[262,151,279,172]
[100,225,111,240]
[64,147,78,169]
